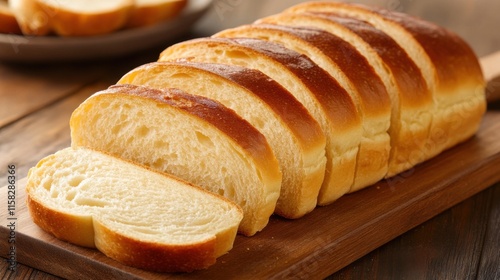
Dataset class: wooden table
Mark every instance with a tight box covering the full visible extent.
[1,1,500,279]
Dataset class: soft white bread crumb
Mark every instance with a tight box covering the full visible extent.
[26,146,243,272]
[70,84,282,236]
[117,61,327,219]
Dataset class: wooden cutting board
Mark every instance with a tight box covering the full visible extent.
[1,54,500,279]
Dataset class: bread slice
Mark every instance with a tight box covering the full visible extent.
[159,37,362,205]
[26,147,243,272]
[10,0,134,36]
[117,61,327,218]
[255,12,434,181]
[215,23,393,193]
[285,1,486,166]
[126,0,187,28]
[0,1,22,34]
[70,84,282,236]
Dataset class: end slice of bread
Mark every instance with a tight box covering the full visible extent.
[70,84,282,236]
[26,146,243,272]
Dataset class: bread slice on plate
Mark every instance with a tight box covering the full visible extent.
[70,84,282,236]
[117,61,327,219]
[10,0,134,36]
[285,1,486,172]
[126,0,188,28]
[9,0,51,35]
[26,146,243,272]
[0,1,21,34]
[159,37,362,205]
[215,22,393,193]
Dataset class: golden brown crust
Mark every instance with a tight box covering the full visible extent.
[103,84,277,169]
[372,8,484,90]
[160,35,361,136]
[93,219,217,272]
[151,60,325,150]
[236,22,391,120]
[305,13,431,109]
[202,37,360,132]
[126,0,187,28]
[287,1,484,89]
[26,192,96,248]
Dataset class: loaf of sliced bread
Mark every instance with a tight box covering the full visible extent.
[126,0,187,28]
[159,37,362,205]
[26,147,243,272]
[215,23,394,193]
[285,1,486,169]
[70,84,281,236]
[117,61,326,219]
[23,1,487,274]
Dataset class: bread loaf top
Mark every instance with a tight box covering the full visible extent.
[285,1,484,97]
[128,60,326,148]
[217,22,392,127]
[162,37,361,133]
[301,13,430,108]
[373,7,484,89]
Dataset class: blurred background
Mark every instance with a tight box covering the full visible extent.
[192,0,500,57]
